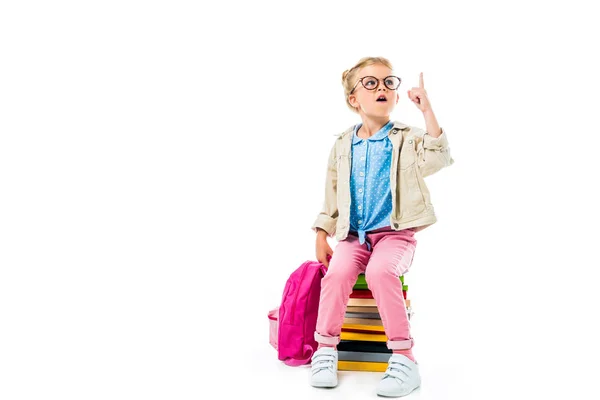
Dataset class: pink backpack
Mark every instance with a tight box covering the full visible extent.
[268,259,328,366]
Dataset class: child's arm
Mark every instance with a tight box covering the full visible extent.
[415,127,454,178]
[311,142,339,237]
[407,73,454,177]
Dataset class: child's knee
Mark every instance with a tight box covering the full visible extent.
[322,267,356,287]
[365,263,398,286]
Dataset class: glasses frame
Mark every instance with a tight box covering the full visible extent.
[350,75,402,94]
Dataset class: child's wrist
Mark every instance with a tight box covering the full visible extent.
[316,228,328,238]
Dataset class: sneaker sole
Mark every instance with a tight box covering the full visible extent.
[310,379,338,388]
[376,384,420,398]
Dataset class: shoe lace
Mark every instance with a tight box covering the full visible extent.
[311,352,335,375]
[383,358,412,382]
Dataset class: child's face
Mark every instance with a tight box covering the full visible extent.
[348,63,400,118]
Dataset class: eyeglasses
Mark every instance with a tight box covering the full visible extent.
[350,75,402,94]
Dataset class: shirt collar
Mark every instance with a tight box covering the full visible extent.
[352,120,394,145]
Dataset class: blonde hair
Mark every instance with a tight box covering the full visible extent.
[342,56,394,114]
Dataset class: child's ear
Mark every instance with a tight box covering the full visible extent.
[396,93,400,104]
[348,94,359,108]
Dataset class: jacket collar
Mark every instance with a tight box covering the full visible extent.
[335,120,409,138]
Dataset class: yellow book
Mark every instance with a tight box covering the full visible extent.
[340,330,387,342]
[338,360,388,372]
[342,323,385,333]
[343,317,383,326]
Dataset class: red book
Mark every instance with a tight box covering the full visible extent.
[350,289,373,299]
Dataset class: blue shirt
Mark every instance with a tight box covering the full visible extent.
[349,120,394,250]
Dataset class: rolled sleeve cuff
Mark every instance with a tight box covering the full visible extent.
[311,215,337,237]
[423,127,449,150]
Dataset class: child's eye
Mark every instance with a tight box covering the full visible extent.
[365,79,377,87]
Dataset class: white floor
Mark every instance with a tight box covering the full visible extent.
[237,290,597,400]
[249,341,472,400]
[245,327,593,400]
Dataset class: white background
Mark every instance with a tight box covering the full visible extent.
[1,1,599,399]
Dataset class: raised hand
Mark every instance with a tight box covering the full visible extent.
[407,72,432,113]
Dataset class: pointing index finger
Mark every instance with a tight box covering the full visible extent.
[419,72,424,88]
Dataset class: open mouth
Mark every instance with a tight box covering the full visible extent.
[376,95,387,102]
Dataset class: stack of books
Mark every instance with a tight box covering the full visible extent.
[338,273,412,372]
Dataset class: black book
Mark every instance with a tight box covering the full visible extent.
[337,340,392,354]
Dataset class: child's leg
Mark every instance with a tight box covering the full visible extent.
[364,230,417,362]
[314,235,370,348]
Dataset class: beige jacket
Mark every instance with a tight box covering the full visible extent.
[311,120,454,241]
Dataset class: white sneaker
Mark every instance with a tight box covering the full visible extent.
[376,354,421,397]
[310,347,338,388]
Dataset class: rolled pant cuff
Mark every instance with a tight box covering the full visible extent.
[387,338,414,350]
[314,332,340,346]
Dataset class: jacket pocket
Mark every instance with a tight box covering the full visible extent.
[399,137,416,170]
[398,161,427,218]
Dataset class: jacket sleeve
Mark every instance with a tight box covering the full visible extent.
[311,141,339,237]
[416,127,454,178]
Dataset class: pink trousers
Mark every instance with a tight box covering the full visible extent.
[314,225,417,351]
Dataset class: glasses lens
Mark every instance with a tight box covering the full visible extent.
[384,76,401,90]
[362,76,379,90]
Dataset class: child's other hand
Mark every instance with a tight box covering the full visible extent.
[407,72,432,113]
[316,236,334,268]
